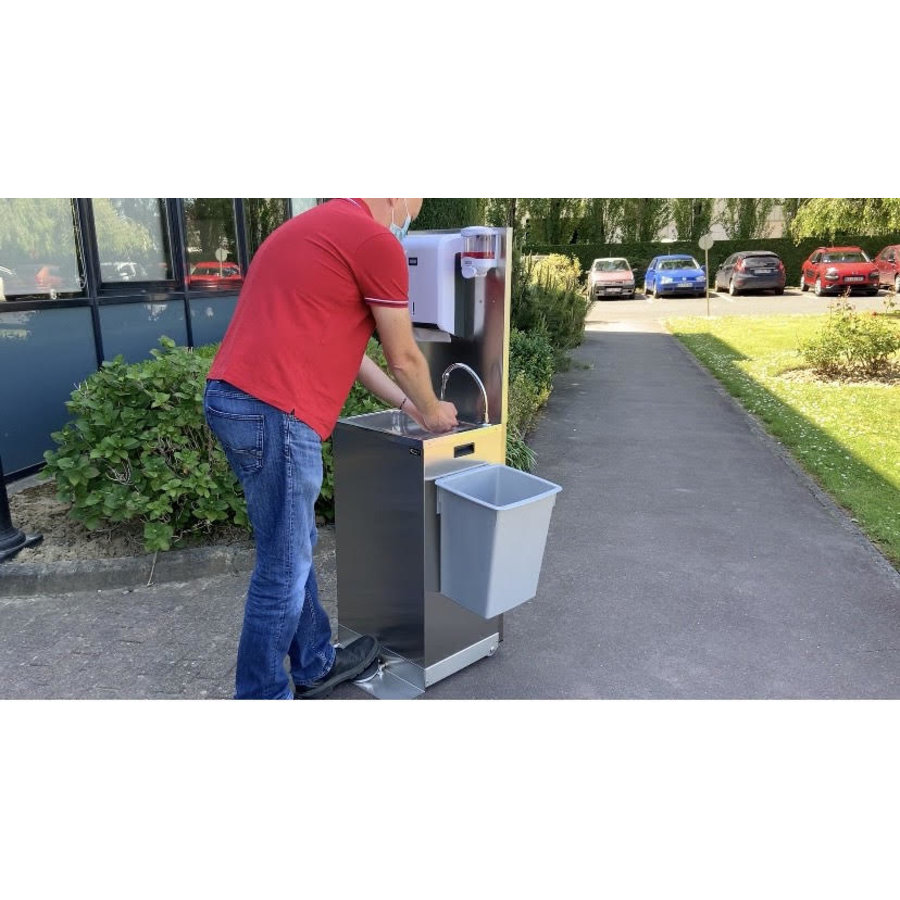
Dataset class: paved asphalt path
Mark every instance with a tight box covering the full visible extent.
[1,293,898,699]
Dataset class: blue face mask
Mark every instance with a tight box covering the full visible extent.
[389,199,411,243]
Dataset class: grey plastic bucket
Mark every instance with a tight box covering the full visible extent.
[434,464,562,618]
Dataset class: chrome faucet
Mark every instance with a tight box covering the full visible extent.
[440,363,490,425]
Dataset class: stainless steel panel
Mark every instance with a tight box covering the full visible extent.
[334,422,427,665]
[424,633,500,687]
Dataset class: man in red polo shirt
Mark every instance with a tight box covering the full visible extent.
[204,198,457,700]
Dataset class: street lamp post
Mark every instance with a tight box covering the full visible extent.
[0,455,43,563]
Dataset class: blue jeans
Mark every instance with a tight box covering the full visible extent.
[204,380,335,699]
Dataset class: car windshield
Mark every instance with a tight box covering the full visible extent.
[822,251,868,263]
[594,259,630,272]
[659,258,699,270]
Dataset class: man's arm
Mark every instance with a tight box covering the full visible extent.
[356,355,427,429]
[369,305,457,432]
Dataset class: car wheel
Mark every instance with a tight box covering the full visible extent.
[774,288,784,295]
[728,278,739,297]
[814,278,824,297]
[800,273,808,292]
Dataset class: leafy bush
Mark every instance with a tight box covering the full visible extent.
[43,338,249,552]
[530,253,584,291]
[799,301,900,378]
[511,249,590,357]
[503,328,556,473]
[505,432,536,472]
[509,327,555,395]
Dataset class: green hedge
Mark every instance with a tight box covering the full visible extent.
[527,232,900,288]
[413,199,482,230]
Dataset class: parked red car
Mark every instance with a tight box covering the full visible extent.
[799,246,880,297]
[187,261,243,288]
[872,244,900,293]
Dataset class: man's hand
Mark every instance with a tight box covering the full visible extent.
[420,400,458,433]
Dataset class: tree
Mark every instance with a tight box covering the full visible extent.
[779,199,808,234]
[670,199,714,241]
[183,199,238,263]
[482,199,520,229]
[0,198,77,259]
[579,199,625,244]
[517,199,583,245]
[414,199,481,230]
[788,198,900,241]
[92,199,159,259]
[620,199,670,242]
[244,199,289,257]
[484,198,593,245]
[717,199,778,239]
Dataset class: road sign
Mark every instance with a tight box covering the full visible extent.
[698,233,715,251]
[214,247,228,263]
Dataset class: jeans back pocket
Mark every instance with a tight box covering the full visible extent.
[205,406,265,475]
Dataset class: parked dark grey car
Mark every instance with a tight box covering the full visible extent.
[714,251,786,296]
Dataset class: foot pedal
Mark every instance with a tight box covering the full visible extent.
[353,656,383,684]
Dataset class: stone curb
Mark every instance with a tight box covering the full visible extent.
[0,542,257,598]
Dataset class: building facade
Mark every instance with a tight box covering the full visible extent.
[0,198,318,478]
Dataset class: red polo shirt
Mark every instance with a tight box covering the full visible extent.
[207,198,409,439]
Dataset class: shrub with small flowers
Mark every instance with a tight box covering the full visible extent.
[800,298,900,379]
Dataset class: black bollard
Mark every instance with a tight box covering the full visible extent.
[0,454,43,563]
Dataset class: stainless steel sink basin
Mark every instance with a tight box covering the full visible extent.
[339,410,486,442]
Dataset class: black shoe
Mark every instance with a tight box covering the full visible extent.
[294,635,380,699]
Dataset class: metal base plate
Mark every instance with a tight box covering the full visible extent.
[338,625,499,700]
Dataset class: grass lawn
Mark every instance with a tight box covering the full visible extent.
[666,314,900,567]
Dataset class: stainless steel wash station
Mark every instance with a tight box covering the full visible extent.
[334,227,555,699]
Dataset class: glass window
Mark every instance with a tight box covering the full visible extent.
[290,198,318,217]
[93,199,171,284]
[0,198,83,299]
[243,199,289,259]
[183,199,242,290]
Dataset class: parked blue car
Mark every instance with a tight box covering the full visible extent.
[643,254,707,298]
